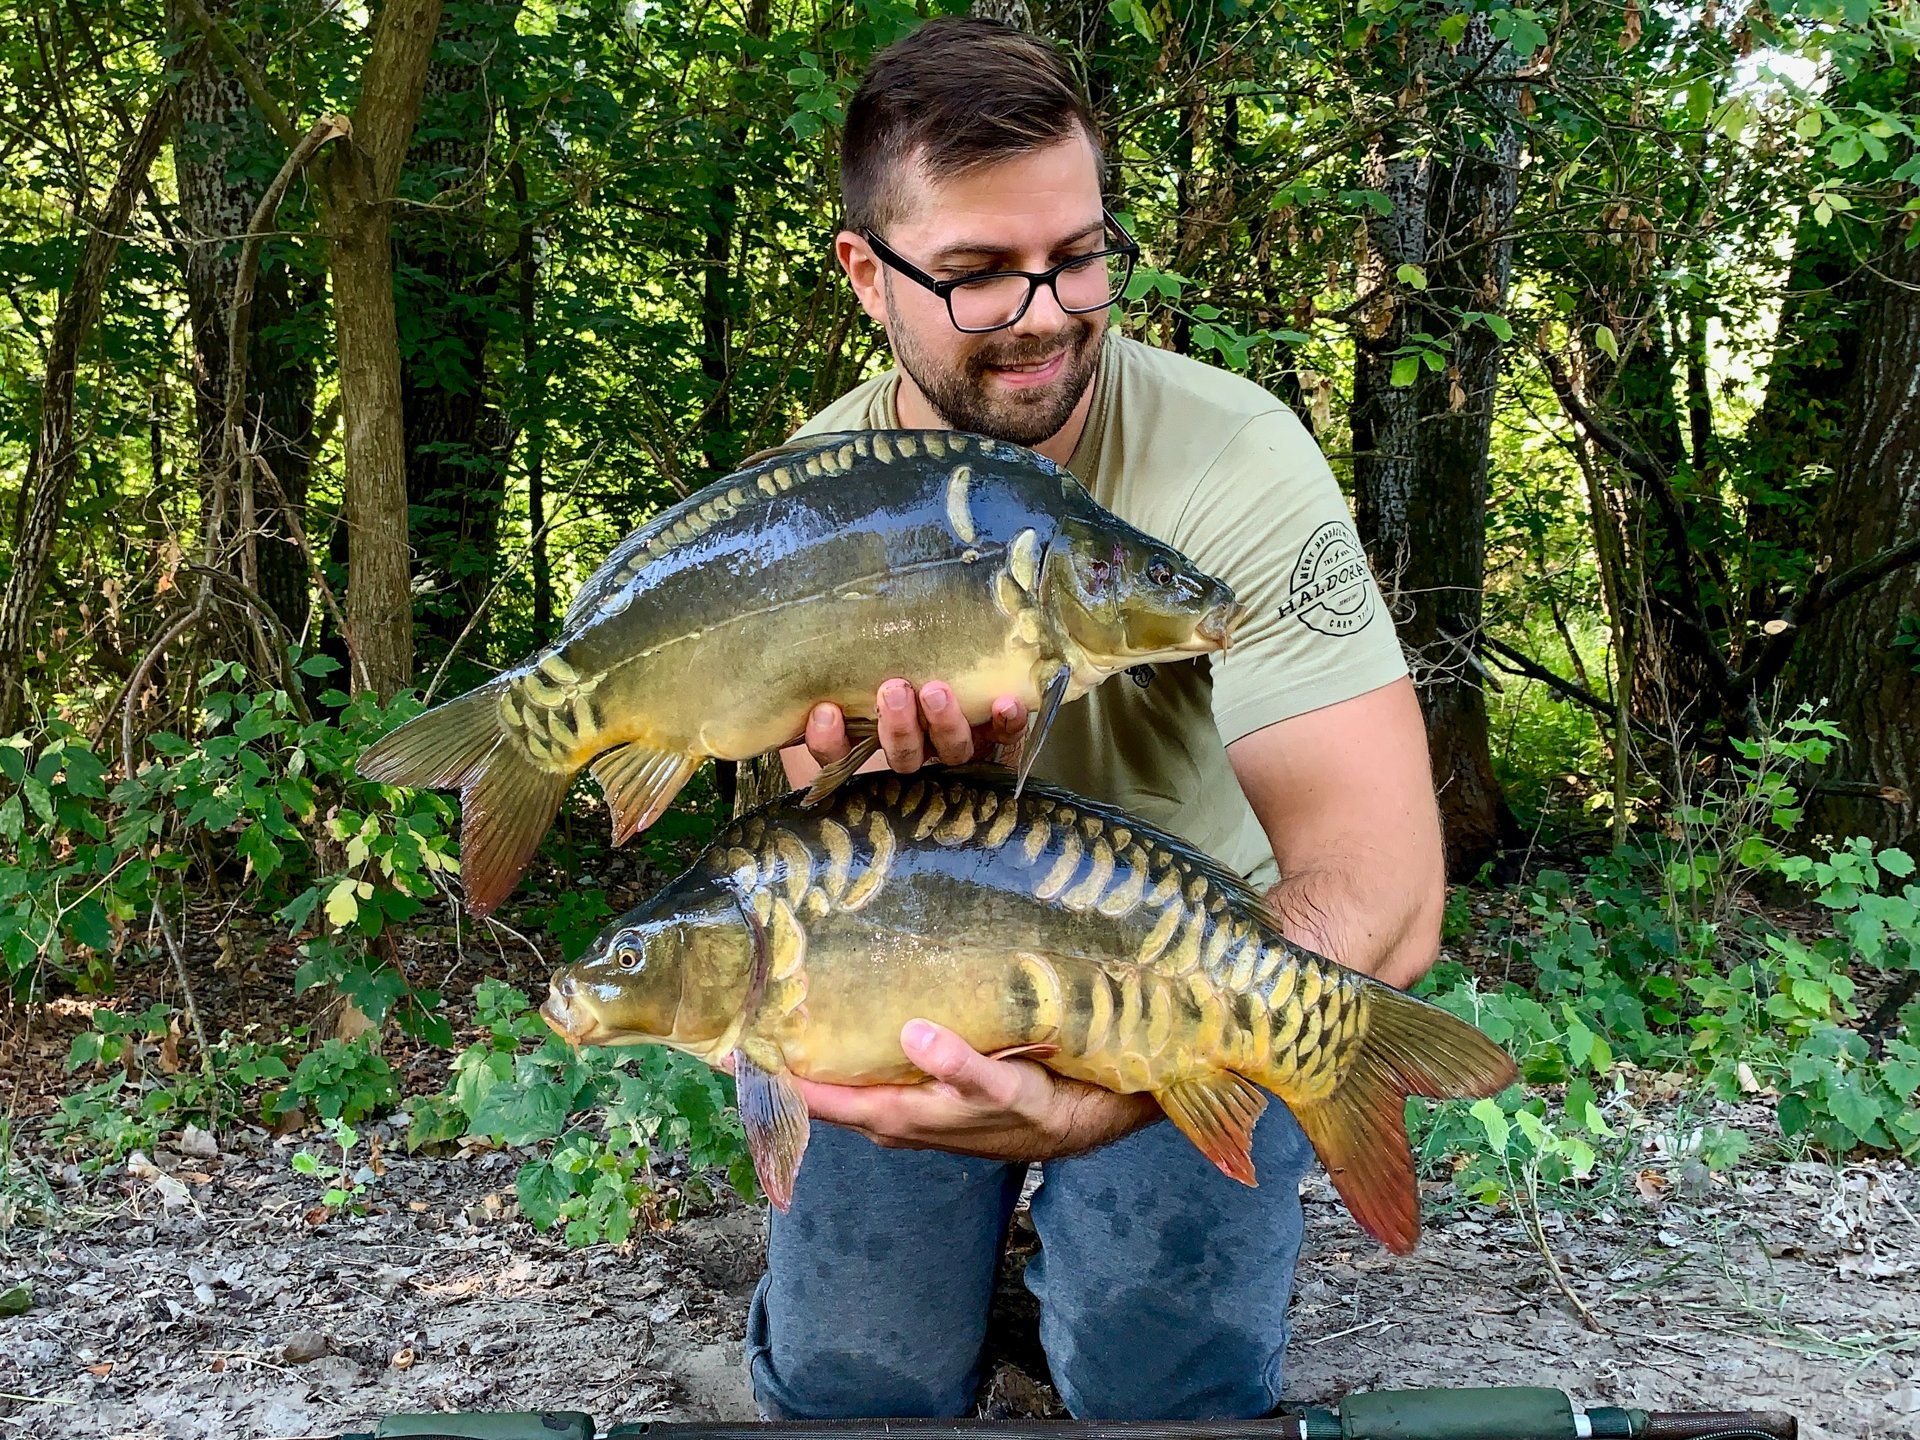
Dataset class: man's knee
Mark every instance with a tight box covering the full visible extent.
[1025,1112,1312,1419]
[746,1271,987,1418]
[742,1125,1022,1419]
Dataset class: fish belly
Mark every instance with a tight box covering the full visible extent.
[593,572,1047,761]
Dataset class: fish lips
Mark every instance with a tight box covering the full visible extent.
[540,977,610,1048]
[1199,599,1251,648]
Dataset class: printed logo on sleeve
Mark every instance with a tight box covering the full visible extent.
[1276,520,1376,636]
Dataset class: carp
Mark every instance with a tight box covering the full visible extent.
[540,767,1517,1254]
[359,431,1243,914]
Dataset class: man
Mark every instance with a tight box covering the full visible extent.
[746,16,1443,1423]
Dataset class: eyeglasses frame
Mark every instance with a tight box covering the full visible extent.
[858,208,1141,334]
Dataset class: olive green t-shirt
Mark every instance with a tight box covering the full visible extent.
[795,333,1407,882]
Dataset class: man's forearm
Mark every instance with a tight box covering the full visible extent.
[1261,861,1441,990]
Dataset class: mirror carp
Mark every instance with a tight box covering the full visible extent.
[359,431,1243,913]
[540,767,1517,1255]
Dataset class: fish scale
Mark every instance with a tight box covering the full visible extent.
[543,767,1518,1251]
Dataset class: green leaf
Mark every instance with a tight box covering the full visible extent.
[469,1081,569,1147]
[1437,11,1469,43]
[516,1157,578,1230]
[0,1283,32,1315]
[1394,262,1428,290]
[1470,1096,1510,1153]
[324,879,360,928]
[1390,354,1421,388]
[1876,848,1915,879]
[1593,325,1621,362]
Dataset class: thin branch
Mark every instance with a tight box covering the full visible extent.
[1732,534,1920,695]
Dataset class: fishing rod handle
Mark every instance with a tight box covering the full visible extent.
[1634,1413,1797,1440]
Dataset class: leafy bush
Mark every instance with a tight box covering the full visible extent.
[409,979,754,1243]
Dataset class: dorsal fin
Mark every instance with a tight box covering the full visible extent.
[561,433,882,630]
[734,430,874,470]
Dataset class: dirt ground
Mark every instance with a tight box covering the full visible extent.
[2,1104,1916,1440]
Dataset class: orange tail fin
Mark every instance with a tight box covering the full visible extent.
[358,680,572,915]
[1291,984,1517,1254]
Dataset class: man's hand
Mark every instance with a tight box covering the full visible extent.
[802,679,1027,775]
[788,1019,1160,1163]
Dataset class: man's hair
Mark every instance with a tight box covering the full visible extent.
[840,17,1103,234]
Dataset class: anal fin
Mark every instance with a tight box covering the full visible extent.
[1157,1070,1268,1187]
[733,1050,810,1212]
[802,719,881,808]
[1011,663,1072,798]
[589,743,700,845]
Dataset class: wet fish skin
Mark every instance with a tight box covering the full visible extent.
[541,767,1517,1251]
[358,431,1243,914]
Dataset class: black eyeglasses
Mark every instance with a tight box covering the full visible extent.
[860,209,1140,334]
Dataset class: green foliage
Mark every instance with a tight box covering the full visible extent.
[411,979,753,1244]
[287,1037,397,1124]
[291,1118,374,1214]
[47,1004,293,1168]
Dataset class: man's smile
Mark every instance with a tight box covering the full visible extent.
[986,349,1069,388]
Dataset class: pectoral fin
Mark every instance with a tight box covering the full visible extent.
[1156,1071,1268,1186]
[589,743,700,845]
[986,1042,1061,1062]
[733,1051,810,1211]
[802,719,881,808]
[1011,663,1072,798]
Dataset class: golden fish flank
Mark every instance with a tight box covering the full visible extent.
[357,431,1245,916]
[541,770,1516,1247]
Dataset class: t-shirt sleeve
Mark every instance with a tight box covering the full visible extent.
[1169,407,1409,746]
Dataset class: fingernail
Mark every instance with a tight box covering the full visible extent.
[924,687,948,714]
[884,683,911,711]
[812,703,835,727]
[902,1019,937,1051]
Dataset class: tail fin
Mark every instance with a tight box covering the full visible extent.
[358,680,572,915]
[1291,985,1517,1255]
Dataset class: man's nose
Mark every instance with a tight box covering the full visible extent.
[1008,277,1071,337]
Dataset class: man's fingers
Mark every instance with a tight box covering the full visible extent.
[991,695,1028,746]
[876,679,925,772]
[919,683,974,766]
[804,702,850,764]
[901,1019,1022,1109]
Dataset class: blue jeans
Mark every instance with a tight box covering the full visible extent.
[744,1104,1314,1420]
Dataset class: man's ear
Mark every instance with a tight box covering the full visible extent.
[836,230,889,327]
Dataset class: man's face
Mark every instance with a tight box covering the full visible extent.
[838,132,1109,448]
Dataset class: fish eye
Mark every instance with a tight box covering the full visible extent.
[1146,560,1174,586]
[616,945,641,971]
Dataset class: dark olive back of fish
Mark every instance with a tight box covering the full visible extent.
[559,432,1103,666]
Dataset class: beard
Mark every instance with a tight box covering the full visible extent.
[887,285,1103,448]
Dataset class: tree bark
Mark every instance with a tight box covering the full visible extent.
[170,0,319,638]
[398,0,519,650]
[0,89,176,732]
[316,0,447,699]
[1789,221,1920,850]
[1351,18,1519,877]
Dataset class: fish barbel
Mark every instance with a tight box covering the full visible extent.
[540,767,1517,1254]
[359,431,1244,913]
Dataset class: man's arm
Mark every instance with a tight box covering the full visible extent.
[1226,676,1444,989]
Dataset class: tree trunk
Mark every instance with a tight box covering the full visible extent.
[0,90,177,732]
[1790,222,1920,850]
[1351,19,1519,877]
[171,0,318,638]
[398,0,519,651]
[316,0,447,700]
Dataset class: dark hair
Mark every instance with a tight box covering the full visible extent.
[839,17,1103,233]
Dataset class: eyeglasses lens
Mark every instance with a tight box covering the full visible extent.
[947,252,1133,331]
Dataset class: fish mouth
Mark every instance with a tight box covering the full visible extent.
[1195,600,1250,650]
[540,975,611,1048]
